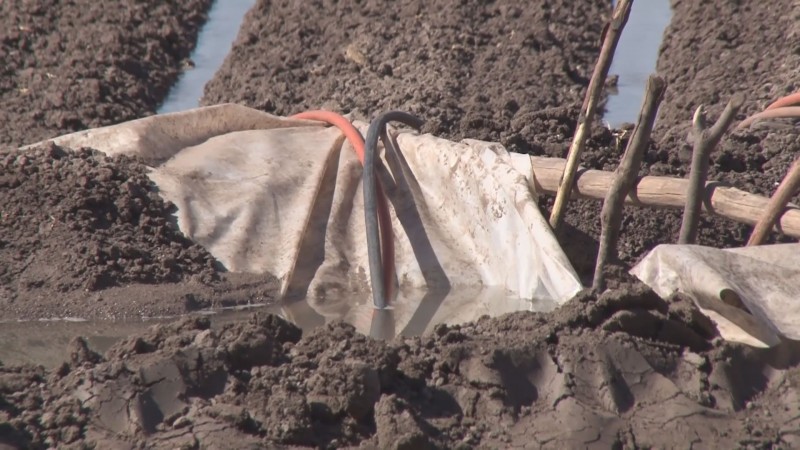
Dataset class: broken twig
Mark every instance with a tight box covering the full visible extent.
[678,94,744,244]
[549,0,633,230]
[747,158,800,246]
[593,75,666,291]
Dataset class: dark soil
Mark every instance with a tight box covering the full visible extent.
[1,144,218,292]
[0,0,286,321]
[0,0,212,148]
[3,289,799,449]
[2,0,800,448]
[202,0,610,154]
[0,143,258,320]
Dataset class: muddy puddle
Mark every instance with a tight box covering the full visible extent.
[0,305,276,368]
[158,0,256,113]
[2,287,556,368]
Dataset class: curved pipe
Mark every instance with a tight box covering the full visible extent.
[765,92,800,111]
[290,110,397,306]
[364,111,425,309]
[736,106,800,129]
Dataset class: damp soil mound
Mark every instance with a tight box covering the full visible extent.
[3,0,800,448]
[0,0,212,148]
[202,0,610,154]
[3,286,798,449]
[0,144,223,319]
[652,0,800,198]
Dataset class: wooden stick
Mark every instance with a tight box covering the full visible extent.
[594,75,666,291]
[678,94,744,244]
[747,158,800,245]
[548,0,633,230]
[525,156,800,239]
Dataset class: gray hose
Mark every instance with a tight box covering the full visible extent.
[364,111,425,309]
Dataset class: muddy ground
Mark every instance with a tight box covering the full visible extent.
[2,0,800,448]
[0,0,213,149]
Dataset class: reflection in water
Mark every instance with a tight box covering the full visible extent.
[281,286,559,340]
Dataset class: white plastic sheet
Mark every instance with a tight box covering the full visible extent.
[25,104,583,335]
[632,243,800,348]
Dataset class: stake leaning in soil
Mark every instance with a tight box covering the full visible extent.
[678,95,743,244]
[747,158,800,246]
[549,0,633,230]
[593,75,666,291]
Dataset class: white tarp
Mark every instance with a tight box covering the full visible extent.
[631,243,800,348]
[25,104,583,336]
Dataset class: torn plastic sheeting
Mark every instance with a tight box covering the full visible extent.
[631,243,800,348]
[24,104,583,331]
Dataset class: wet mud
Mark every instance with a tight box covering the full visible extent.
[2,0,800,448]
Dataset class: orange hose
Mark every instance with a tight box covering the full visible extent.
[765,92,800,111]
[290,110,396,303]
[736,106,800,129]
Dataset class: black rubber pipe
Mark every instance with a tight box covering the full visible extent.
[364,111,424,309]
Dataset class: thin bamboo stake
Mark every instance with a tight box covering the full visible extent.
[678,94,744,244]
[594,75,666,291]
[548,0,634,230]
[747,158,800,246]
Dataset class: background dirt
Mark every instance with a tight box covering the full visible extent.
[0,0,284,320]
[0,0,211,149]
[202,0,610,154]
[2,0,800,448]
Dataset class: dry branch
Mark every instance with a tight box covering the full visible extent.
[678,95,744,244]
[525,156,800,239]
[549,0,633,230]
[747,158,800,245]
[594,75,666,291]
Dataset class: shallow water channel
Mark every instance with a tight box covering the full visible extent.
[604,0,673,128]
[158,0,673,127]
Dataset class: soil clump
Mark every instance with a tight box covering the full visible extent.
[0,0,212,148]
